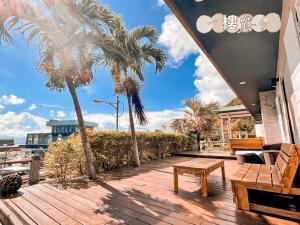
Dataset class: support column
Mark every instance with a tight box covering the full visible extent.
[227,114,232,139]
[220,117,225,148]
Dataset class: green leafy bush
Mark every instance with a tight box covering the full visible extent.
[0,175,22,197]
[45,135,86,182]
[45,131,195,179]
[90,131,195,172]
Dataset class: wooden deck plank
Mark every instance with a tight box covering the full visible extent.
[9,194,60,225]
[33,184,120,224]
[0,199,36,225]
[25,186,103,225]
[20,189,81,225]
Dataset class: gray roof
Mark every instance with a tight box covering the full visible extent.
[46,120,98,127]
[214,105,247,114]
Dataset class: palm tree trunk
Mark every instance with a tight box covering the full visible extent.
[196,133,201,151]
[66,78,96,180]
[126,88,141,167]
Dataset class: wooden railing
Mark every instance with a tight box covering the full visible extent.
[0,155,41,184]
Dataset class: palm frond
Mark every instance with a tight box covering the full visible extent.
[0,20,13,45]
[129,26,158,44]
[125,77,148,126]
[141,44,167,74]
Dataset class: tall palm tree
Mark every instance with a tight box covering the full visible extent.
[0,0,123,179]
[102,18,167,166]
[171,118,192,134]
[172,99,219,151]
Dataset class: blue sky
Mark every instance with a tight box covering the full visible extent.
[0,0,235,143]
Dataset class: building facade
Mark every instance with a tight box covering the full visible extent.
[164,0,300,145]
[0,139,14,146]
[25,119,98,148]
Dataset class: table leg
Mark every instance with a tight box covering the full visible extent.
[173,167,178,193]
[221,163,226,182]
[201,173,208,197]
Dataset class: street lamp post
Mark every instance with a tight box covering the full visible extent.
[93,96,123,131]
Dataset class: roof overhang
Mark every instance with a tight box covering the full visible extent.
[164,0,282,119]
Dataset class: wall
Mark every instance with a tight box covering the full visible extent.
[276,0,300,144]
[259,91,283,144]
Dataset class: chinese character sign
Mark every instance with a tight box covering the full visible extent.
[196,13,281,34]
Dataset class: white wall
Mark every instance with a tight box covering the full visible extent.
[281,9,300,144]
[259,91,283,144]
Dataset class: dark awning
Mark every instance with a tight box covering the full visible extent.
[164,0,282,119]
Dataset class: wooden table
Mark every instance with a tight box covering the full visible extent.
[173,158,225,197]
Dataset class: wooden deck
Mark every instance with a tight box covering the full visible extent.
[175,151,237,160]
[0,157,298,225]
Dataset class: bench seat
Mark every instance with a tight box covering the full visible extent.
[229,138,264,155]
[230,144,300,220]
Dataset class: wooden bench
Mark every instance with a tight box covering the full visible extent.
[230,144,300,219]
[229,138,264,155]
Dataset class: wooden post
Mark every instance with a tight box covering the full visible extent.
[221,162,226,182]
[29,155,41,185]
[173,167,178,193]
[201,172,208,197]
[227,114,232,139]
[220,117,225,149]
[236,186,250,210]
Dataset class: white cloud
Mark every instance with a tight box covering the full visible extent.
[82,86,96,95]
[157,0,165,6]
[50,110,54,117]
[194,54,235,105]
[28,103,37,111]
[0,111,49,144]
[84,109,184,131]
[56,111,66,118]
[0,95,25,110]
[158,14,199,64]
[39,103,63,109]
[159,14,236,105]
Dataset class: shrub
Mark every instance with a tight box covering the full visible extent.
[45,131,195,179]
[90,131,195,172]
[44,135,86,182]
[0,175,22,197]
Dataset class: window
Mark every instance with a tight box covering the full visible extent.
[57,134,62,141]
[71,126,75,132]
[33,135,39,144]
[27,135,33,144]
[293,6,300,43]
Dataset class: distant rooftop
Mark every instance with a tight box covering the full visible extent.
[214,105,247,114]
[46,119,98,128]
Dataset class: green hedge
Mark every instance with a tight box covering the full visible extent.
[45,131,195,181]
[90,131,195,172]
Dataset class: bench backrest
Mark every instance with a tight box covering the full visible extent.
[275,143,299,192]
[229,138,264,150]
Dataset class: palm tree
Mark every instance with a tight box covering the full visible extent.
[172,99,219,151]
[102,18,167,166]
[171,118,192,134]
[0,0,123,179]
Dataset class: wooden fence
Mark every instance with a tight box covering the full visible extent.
[0,155,41,184]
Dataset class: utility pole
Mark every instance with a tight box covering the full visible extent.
[116,96,119,131]
[93,96,123,131]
